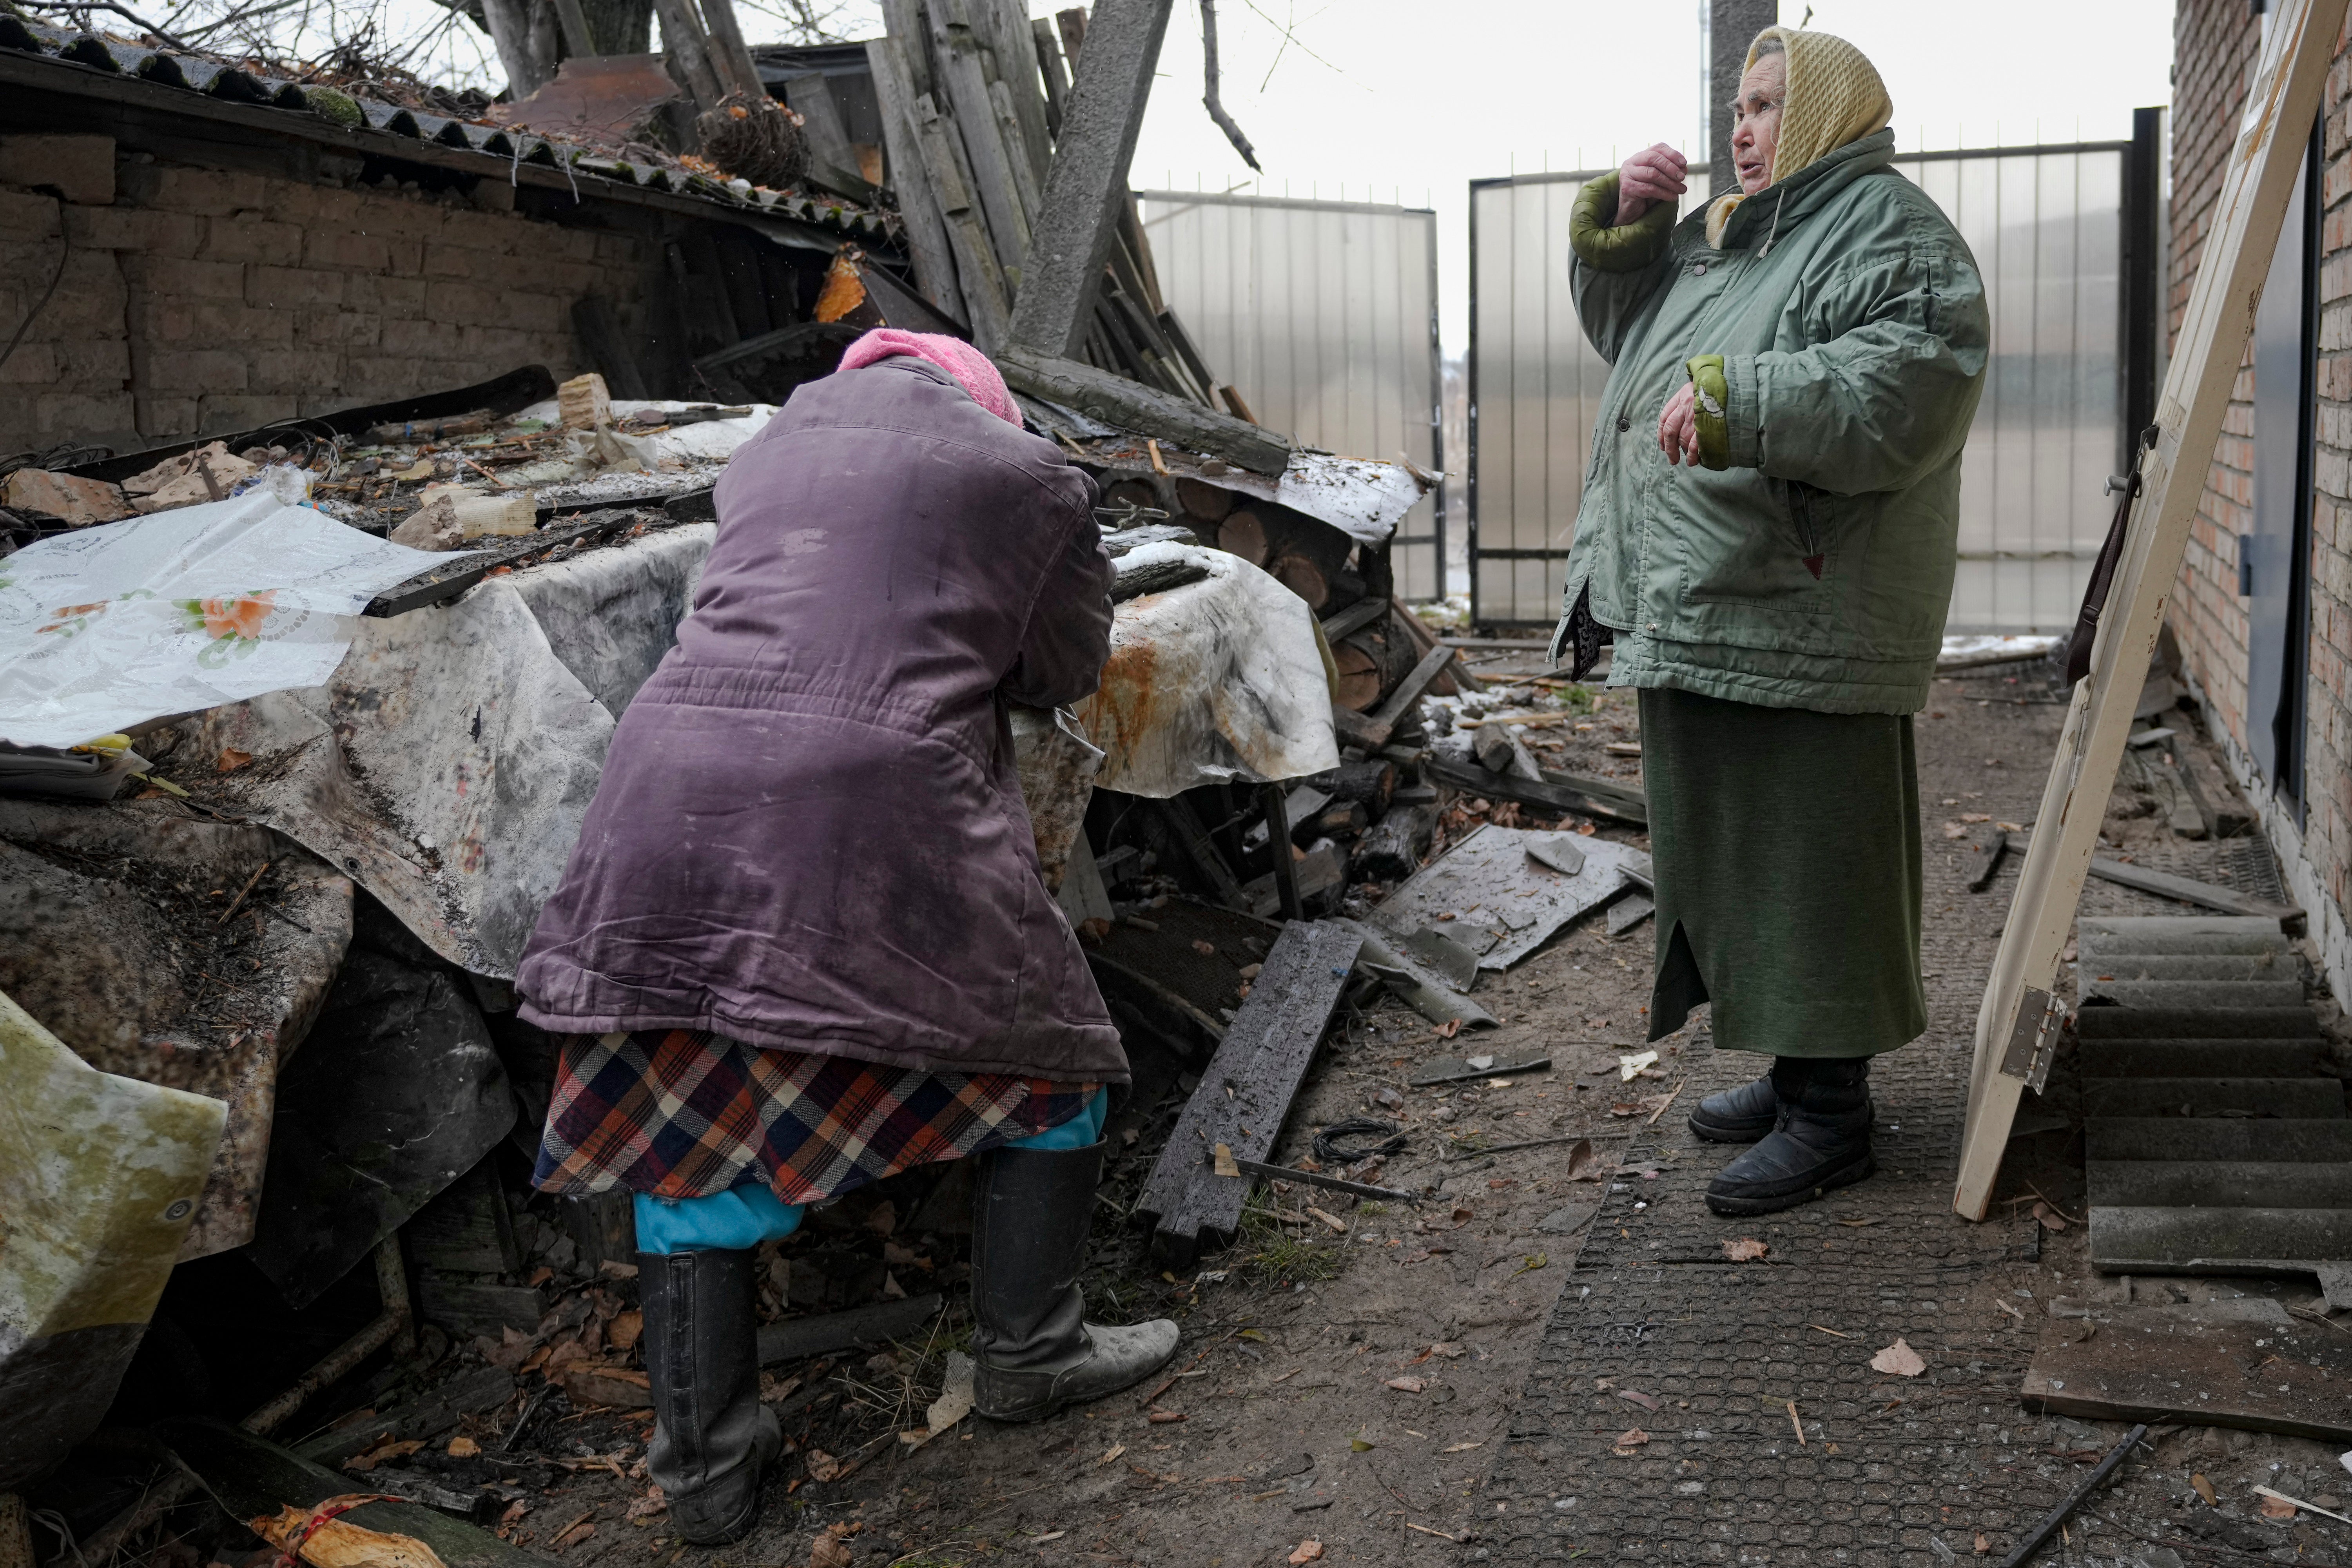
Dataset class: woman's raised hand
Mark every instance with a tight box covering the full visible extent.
[1615,143,1689,227]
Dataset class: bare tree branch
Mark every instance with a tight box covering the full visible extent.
[17,0,198,49]
[1198,0,1259,172]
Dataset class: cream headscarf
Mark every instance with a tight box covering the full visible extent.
[1705,27,1893,248]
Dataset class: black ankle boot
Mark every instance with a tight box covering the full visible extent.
[638,1247,780,1544]
[1687,1072,1778,1142]
[1703,1057,1875,1216]
[970,1140,1179,1422]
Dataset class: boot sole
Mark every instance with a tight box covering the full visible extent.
[1703,1151,1876,1216]
[1685,1112,1774,1144]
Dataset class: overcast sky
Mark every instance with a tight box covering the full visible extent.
[1087,0,2179,354]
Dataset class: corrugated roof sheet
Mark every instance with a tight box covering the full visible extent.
[0,13,898,241]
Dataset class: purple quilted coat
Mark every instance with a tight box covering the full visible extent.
[514,357,1126,1084]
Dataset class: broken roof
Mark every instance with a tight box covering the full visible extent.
[0,13,897,247]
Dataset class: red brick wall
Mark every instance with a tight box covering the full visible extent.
[0,136,665,457]
[2170,0,2352,974]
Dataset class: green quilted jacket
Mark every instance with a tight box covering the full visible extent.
[1549,129,1989,714]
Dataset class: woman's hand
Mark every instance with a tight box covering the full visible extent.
[1657,380,1701,466]
[1615,143,1689,227]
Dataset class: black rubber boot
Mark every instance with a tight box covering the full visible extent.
[970,1140,1179,1422]
[1686,1072,1778,1143]
[1703,1057,1875,1216]
[638,1247,780,1545]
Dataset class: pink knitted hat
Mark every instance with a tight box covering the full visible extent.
[837,328,1020,426]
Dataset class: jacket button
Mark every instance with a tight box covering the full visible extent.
[1616,413,1631,433]
[1648,622,1659,631]
[1693,263,1708,276]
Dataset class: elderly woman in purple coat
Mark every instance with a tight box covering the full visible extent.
[514,330,1179,1544]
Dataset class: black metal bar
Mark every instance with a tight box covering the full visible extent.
[1259,781,1302,921]
[2119,107,2163,479]
[1995,1423,2146,1568]
[1230,1157,1420,1204]
[1466,170,1481,629]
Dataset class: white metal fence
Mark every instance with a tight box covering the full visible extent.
[1468,142,2140,634]
[1135,190,1445,600]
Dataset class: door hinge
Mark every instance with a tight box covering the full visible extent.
[1997,985,2068,1093]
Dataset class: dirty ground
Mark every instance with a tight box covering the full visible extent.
[57,657,2351,1568]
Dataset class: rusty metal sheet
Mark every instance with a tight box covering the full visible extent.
[492,54,680,143]
[2022,1300,2352,1442]
[0,799,352,1258]
[1070,543,1338,796]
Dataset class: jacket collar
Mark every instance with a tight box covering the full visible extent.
[1688,128,1899,254]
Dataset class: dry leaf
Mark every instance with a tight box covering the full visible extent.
[809,1521,855,1568]
[217,747,253,773]
[1147,1408,1187,1424]
[1974,1533,1990,1555]
[1611,1428,1650,1455]
[249,1498,446,1568]
[2260,1495,2298,1521]
[607,1309,642,1350]
[1870,1338,1927,1378]
[2191,1473,2217,1506]
[1564,1138,1602,1180]
[1425,1341,1466,1359]
[344,1439,423,1473]
[1722,1238,1768,1262]
[805,1449,845,1483]
[1288,1541,1325,1565]
[1213,1143,1241,1178]
[1384,1376,1426,1394]
[2031,1201,2067,1232]
[622,1489,666,1522]
[1618,1389,1661,1412]
[1098,1443,1126,1465]
[444,1437,479,1459]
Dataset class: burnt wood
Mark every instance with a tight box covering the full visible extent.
[1135,919,1363,1266]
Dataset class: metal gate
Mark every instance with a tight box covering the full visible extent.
[1467,125,2162,634]
[1135,189,1445,600]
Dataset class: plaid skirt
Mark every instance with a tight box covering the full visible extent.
[532,1028,1102,1205]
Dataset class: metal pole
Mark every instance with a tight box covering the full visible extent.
[1258,782,1302,921]
[1709,0,1777,198]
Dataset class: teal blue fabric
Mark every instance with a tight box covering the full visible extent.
[633,1088,1110,1253]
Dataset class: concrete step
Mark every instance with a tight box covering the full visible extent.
[2086,1118,2352,1162]
[2076,1039,2336,1078]
[2082,979,2305,1008]
[2091,1204,2352,1269]
[2087,1159,2352,1209]
[2080,954,2294,982]
[2075,1006,2321,1040]
[2078,929,2292,959]
[2079,1077,2345,1119]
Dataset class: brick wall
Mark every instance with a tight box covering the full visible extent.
[2170,0,2352,996]
[0,134,666,457]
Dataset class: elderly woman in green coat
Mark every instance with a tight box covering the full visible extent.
[1553,27,1989,1215]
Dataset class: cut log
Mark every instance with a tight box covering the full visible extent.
[1320,760,1396,816]
[1269,552,1330,611]
[1216,508,1268,565]
[1425,756,1648,828]
[756,1294,943,1366]
[1353,803,1434,883]
[1134,921,1365,1265]
[1174,475,1235,522]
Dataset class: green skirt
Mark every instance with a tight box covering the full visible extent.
[1639,687,1927,1059]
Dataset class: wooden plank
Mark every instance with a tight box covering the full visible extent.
[756,1294,943,1365]
[2084,854,2304,925]
[645,0,724,111]
[911,88,1014,349]
[981,0,1055,184]
[1952,0,2350,1222]
[1425,756,1648,828]
[866,36,966,324]
[1031,14,1070,136]
[2020,1303,2352,1443]
[692,0,765,100]
[1136,920,1364,1265]
[1006,0,1175,357]
[994,348,1291,475]
[927,0,1031,269]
